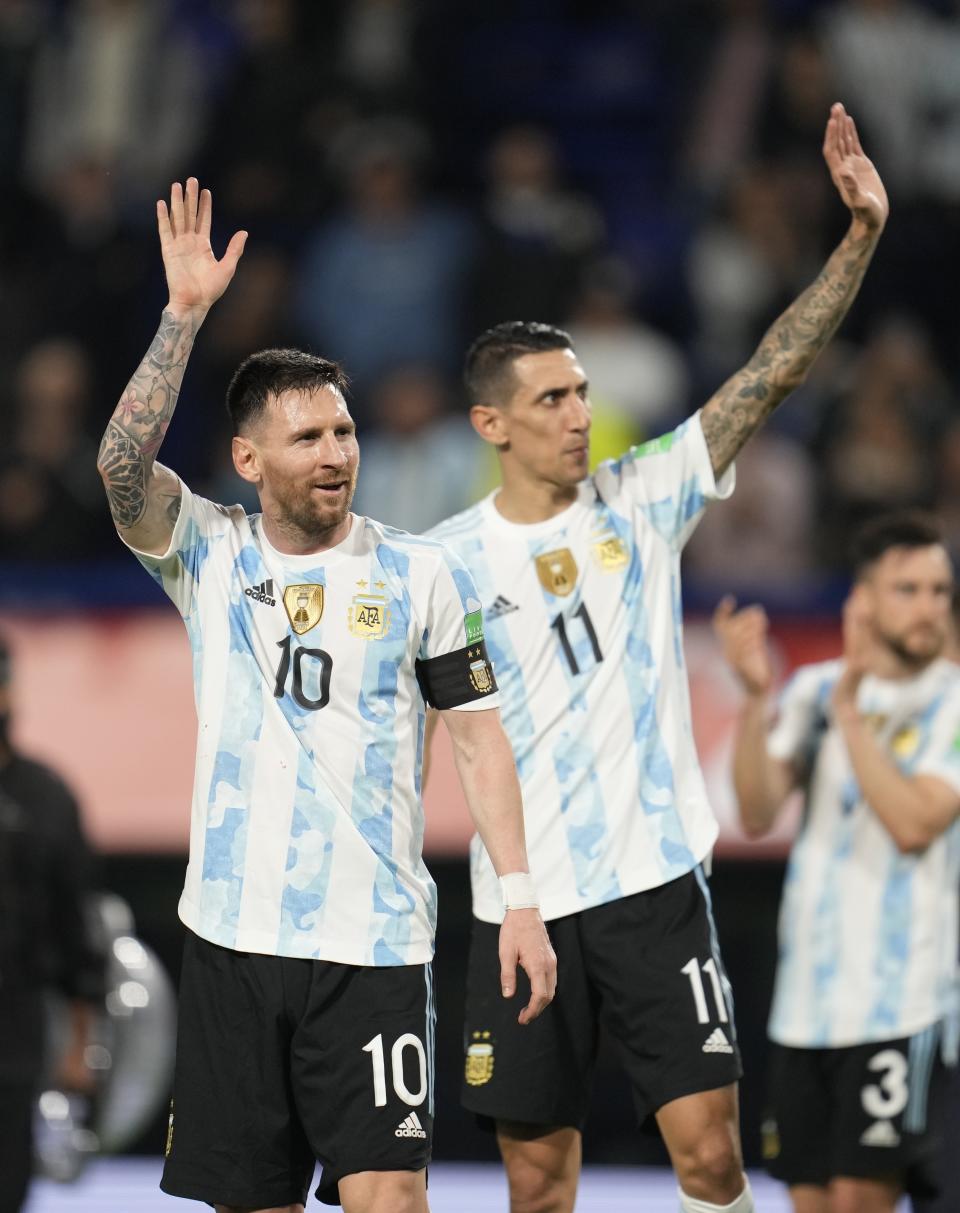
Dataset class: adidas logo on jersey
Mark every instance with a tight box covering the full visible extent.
[489,595,519,618]
[395,1112,427,1139]
[860,1120,900,1148]
[702,1027,734,1054]
[244,579,276,606]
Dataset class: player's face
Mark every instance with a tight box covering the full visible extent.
[237,386,359,538]
[863,545,954,670]
[496,349,592,487]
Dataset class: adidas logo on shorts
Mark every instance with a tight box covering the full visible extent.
[860,1120,900,1148]
[244,579,276,606]
[395,1112,427,1139]
[702,1027,734,1054]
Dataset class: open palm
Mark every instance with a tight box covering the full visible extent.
[822,102,889,233]
[157,178,247,313]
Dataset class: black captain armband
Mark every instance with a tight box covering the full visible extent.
[416,642,498,709]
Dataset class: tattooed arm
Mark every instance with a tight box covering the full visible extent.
[701,103,889,479]
[97,178,246,555]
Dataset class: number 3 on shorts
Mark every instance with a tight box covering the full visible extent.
[362,1033,428,1108]
[861,1048,909,1120]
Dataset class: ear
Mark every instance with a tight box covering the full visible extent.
[469,403,509,448]
[232,434,262,485]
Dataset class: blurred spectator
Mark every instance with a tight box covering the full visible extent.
[0,633,105,1213]
[0,339,110,559]
[200,0,341,230]
[566,256,690,437]
[339,0,422,108]
[686,162,819,379]
[683,0,775,198]
[23,0,205,216]
[469,123,604,333]
[814,317,951,566]
[351,364,481,532]
[819,0,949,199]
[684,430,817,591]
[295,117,474,402]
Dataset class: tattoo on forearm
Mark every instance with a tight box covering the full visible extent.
[97,424,147,528]
[97,309,196,528]
[701,226,876,475]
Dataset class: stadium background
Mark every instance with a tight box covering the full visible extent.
[2,0,958,1173]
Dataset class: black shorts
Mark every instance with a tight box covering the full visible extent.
[763,1028,947,1195]
[462,868,742,1130]
[161,930,436,1208]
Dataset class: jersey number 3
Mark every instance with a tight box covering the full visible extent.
[273,636,333,710]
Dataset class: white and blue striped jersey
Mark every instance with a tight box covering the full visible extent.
[427,413,734,923]
[767,657,960,1048]
[124,475,498,966]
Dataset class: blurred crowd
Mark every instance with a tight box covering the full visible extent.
[2,0,960,596]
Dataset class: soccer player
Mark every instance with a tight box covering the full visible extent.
[424,104,887,1213]
[714,513,960,1213]
[96,178,556,1213]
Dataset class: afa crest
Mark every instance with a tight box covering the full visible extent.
[465,1030,494,1086]
[467,649,494,694]
[348,579,391,639]
[535,548,577,597]
[283,584,324,635]
[891,724,920,759]
[592,534,628,571]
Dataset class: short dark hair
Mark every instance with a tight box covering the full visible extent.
[850,511,945,579]
[464,321,573,406]
[226,348,349,434]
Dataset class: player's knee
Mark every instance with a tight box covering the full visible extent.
[674,1127,743,1201]
[505,1156,576,1213]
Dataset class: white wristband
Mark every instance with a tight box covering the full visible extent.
[499,872,539,910]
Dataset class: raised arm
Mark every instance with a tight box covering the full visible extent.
[96,178,246,554]
[713,597,797,836]
[441,706,557,1024]
[700,102,889,479]
[832,595,960,853]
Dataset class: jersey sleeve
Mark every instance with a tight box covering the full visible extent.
[119,469,230,617]
[914,688,960,799]
[767,666,832,768]
[416,545,500,713]
[593,411,735,550]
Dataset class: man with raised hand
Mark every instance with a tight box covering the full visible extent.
[715,512,960,1213]
[425,104,887,1213]
[97,178,555,1213]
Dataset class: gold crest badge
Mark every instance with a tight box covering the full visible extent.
[891,723,920,759]
[283,584,324,635]
[467,648,494,694]
[348,580,391,639]
[465,1031,494,1086]
[592,534,628,571]
[535,548,577,597]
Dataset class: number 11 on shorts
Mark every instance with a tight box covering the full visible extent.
[681,957,728,1024]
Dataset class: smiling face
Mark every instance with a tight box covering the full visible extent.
[861,544,954,671]
[232,385,359,549]
[472,347,592,491]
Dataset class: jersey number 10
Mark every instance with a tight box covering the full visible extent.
[273,636,333,710]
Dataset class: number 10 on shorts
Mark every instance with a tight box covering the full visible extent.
[681,957,728,1024]
[362,1033,428,1107]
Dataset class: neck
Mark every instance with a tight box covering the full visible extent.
[868,648,937,682]
[261,510,353,555]
[494,465,580,524]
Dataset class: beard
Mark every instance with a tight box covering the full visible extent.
[270,472,357,541]
[882,625,945,672]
